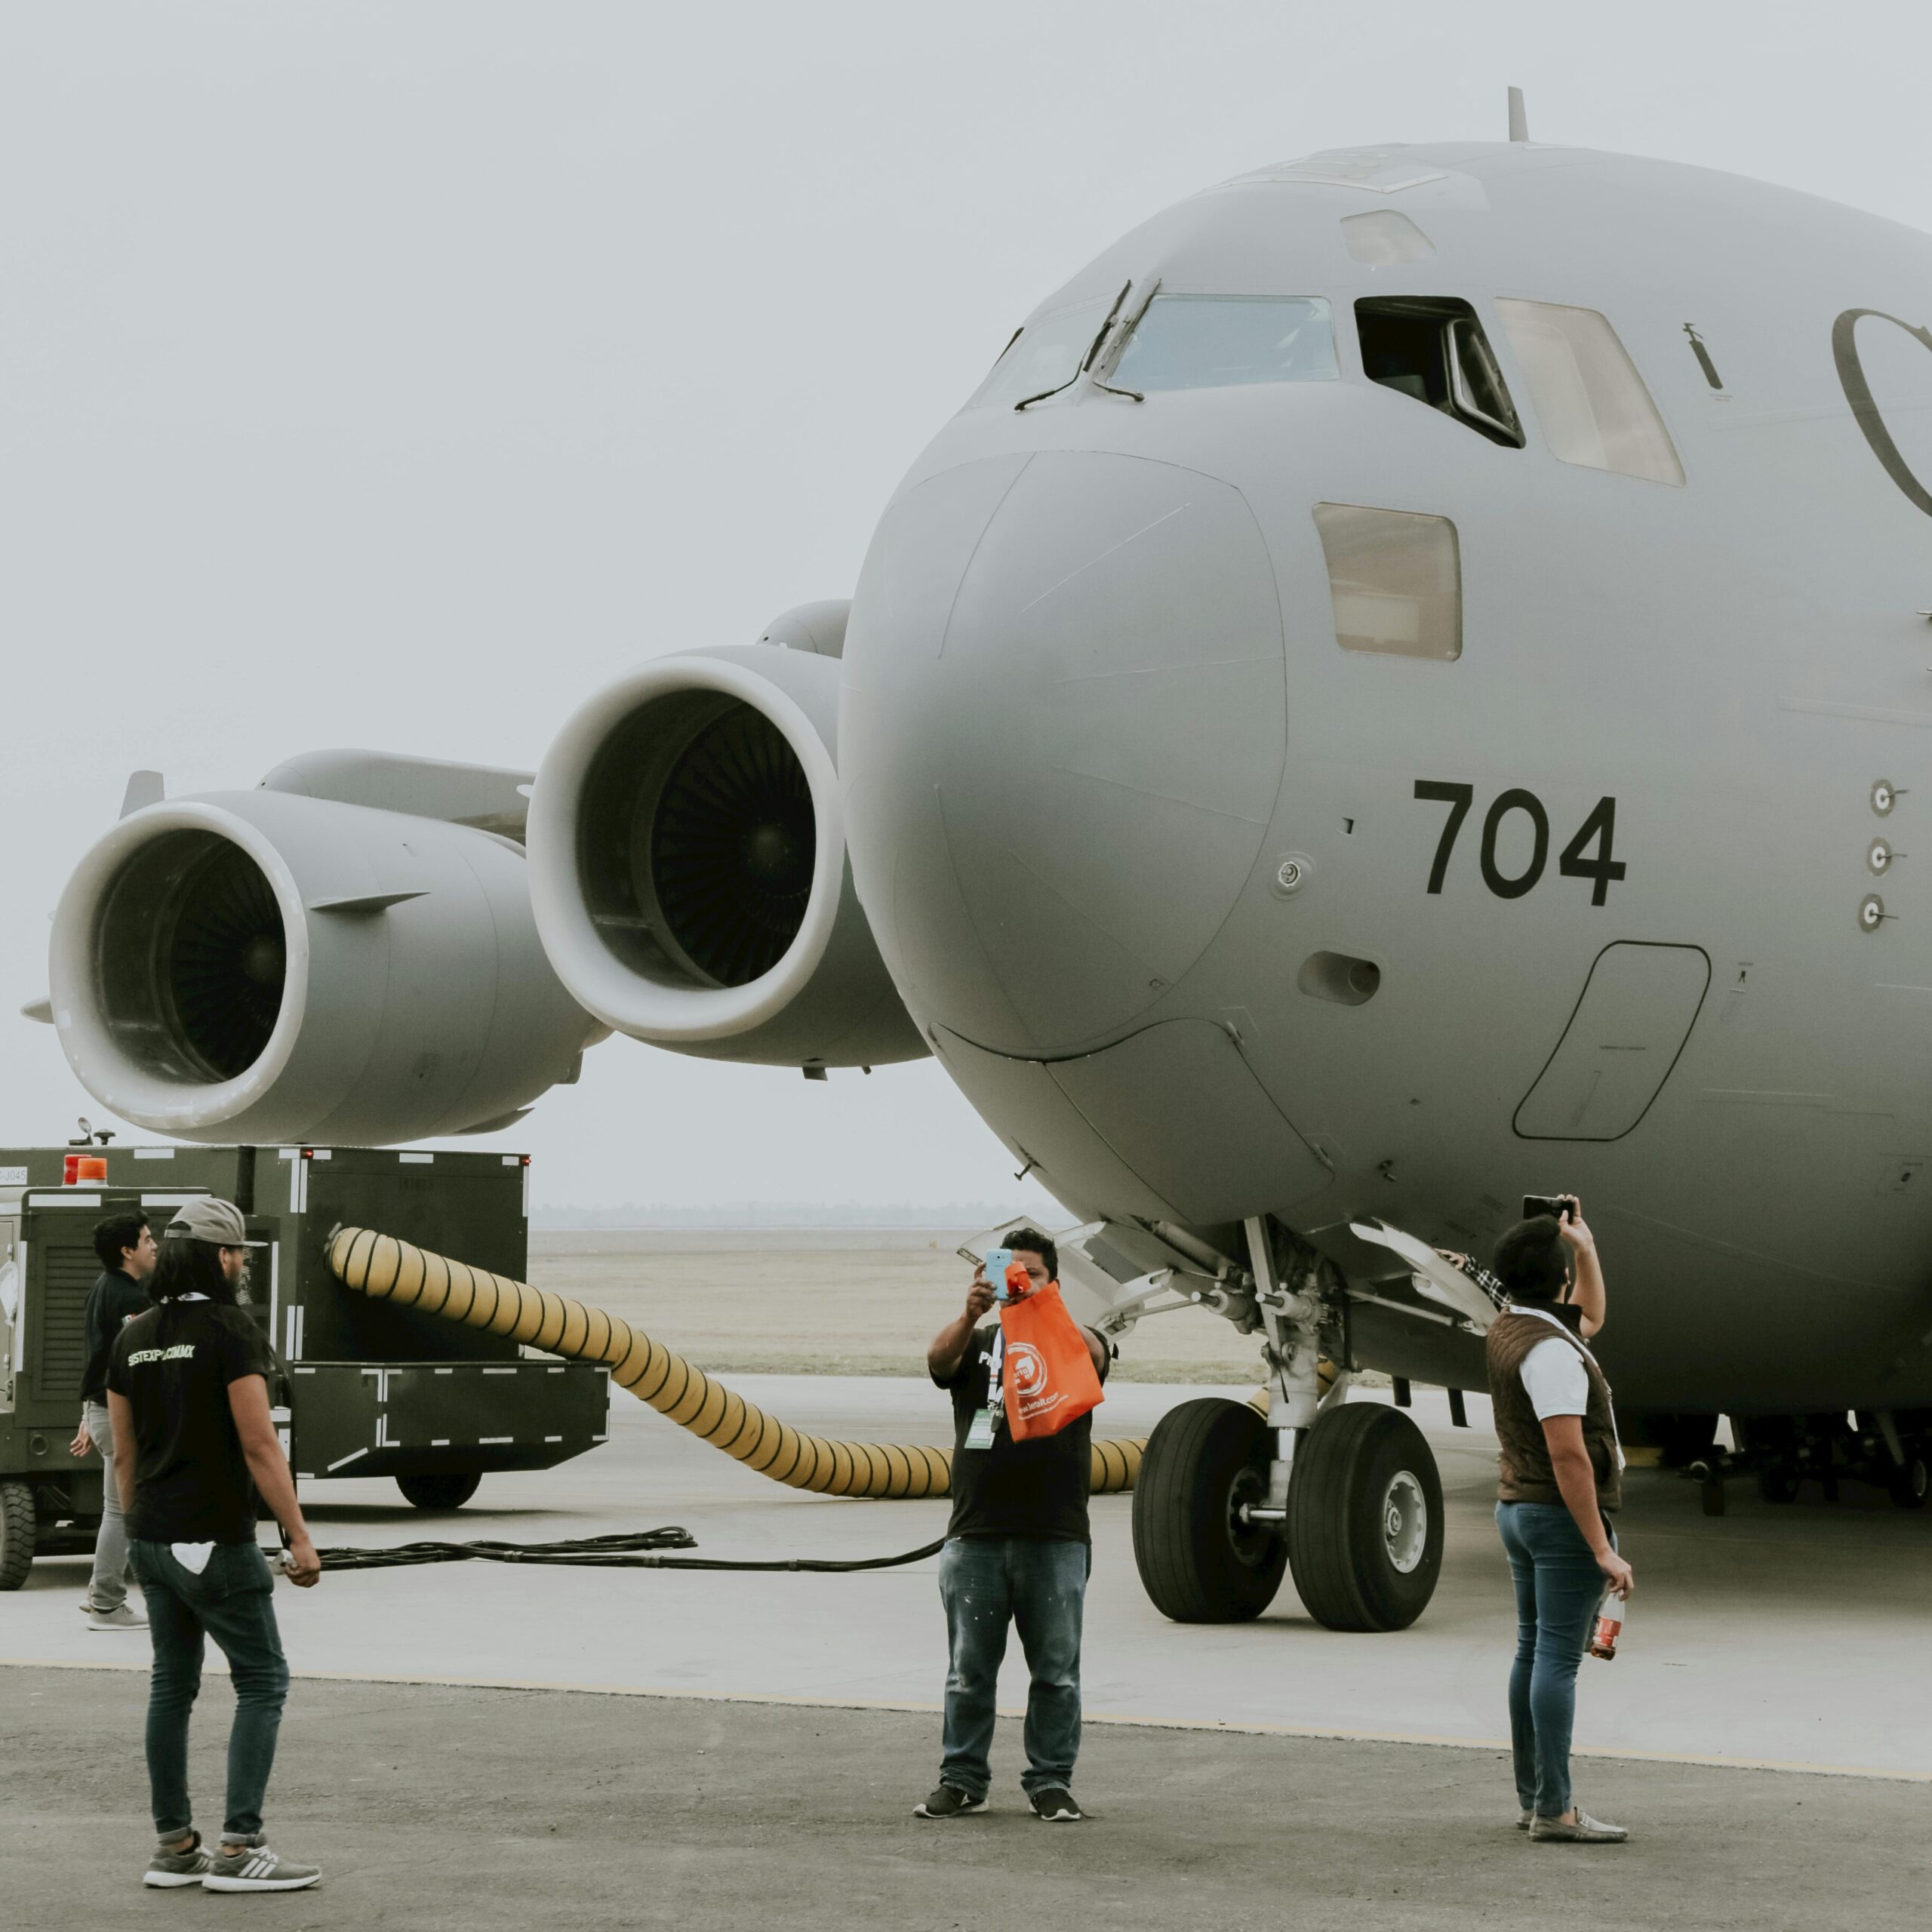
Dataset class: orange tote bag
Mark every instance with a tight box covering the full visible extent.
[997,1278,1103,1442]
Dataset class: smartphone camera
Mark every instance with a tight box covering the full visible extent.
[985,1247,1015,1302]
[1522,1194,1576,1223]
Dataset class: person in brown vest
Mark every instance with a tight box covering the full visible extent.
[1487,1200,1634,1844]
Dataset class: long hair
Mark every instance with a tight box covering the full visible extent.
[149,1234,241,1307]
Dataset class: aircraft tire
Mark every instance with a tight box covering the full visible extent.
[1887,1456,1929,1511]
[0,1480,36,1591]
[396,1472,482,1512]
[1622,1411,1719,1468]
[1285,1404,1443,1632]
[1131,1397,1287,1623]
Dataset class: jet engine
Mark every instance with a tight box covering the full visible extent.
[525,641,925,1069]
[47,788,601,1145]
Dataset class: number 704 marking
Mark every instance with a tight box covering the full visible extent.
[1413,782,1626,906]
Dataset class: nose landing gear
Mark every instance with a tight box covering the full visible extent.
[1126,1216,1447,1631]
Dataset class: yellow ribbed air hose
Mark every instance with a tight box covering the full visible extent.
[326,1227,1149,1499]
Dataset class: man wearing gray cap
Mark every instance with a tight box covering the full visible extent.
[106,1198,323,1893]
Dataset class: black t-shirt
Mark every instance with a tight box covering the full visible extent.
[79,1269,152,1404]
[106,1299,277,1543]
[935,1321,1109,1543]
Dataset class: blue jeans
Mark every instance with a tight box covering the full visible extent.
[1495,1501,1615,1818]
[83,1401,132,1612]
[938,1535,1088,1798]
[129,1540,289,1844]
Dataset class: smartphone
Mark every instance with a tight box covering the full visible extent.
[1523,1194,1576,1223]
[984,1247,1014,1300]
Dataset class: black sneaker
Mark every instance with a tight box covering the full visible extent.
[1029,1787,1086,1822]
[914,1784,986,1819]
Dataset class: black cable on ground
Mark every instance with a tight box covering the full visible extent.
[312,1529,949,1574]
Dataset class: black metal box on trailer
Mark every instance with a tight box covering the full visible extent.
[0,1143,609,1587]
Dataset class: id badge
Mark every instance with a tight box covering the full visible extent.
[964,1407,996,1451]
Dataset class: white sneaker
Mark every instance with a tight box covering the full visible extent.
[86,1604,146,1631]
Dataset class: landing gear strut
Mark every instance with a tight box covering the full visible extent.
[1128,1217,1445,1631]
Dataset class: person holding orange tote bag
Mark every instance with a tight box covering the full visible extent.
[916,1229,1111,1824]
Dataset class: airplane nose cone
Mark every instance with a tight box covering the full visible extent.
[841,451,1286,1057]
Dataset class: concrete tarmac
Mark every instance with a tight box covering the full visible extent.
[6,1374,1930,1926]
[9,1379,1930,1776]
[4,1667,1927,1932]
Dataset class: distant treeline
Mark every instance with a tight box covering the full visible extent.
[530,1198,1063,1231]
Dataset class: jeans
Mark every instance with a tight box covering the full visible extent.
[1495,1501,1616,1818]
[83,1401,131,1612]
[937,1535,1088,1799]
[129,1540,289,1843]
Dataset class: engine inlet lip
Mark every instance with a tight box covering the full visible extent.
[527,649,848,1044]
[48,799,313,1131]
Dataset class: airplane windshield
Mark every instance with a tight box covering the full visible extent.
[967,300,1115,410]
[1109,296,1338,392]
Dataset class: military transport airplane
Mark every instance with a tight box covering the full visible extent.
[28,122,1932,1631]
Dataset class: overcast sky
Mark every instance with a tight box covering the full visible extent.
[2,2,1924,1212]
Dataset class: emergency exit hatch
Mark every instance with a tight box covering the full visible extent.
[1513,942,1711,1141]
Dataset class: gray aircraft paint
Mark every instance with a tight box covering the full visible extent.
[838,141,1932,1415]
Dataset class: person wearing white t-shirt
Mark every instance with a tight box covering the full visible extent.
[1485,1201,1635,1844]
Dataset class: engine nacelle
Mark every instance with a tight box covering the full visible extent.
[526,645,925,1068]
[48,790,599,1145]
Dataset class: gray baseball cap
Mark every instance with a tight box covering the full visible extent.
[162,1198,265,1247]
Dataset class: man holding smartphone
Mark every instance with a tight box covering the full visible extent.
[917,1229,1109,1824]
[1485,1195,1635,1844]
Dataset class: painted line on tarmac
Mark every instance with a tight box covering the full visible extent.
[7,1655,1927,1786]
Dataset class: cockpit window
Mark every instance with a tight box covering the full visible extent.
[967,299,1115,410]
[1495,299,1684,485]
[1356,299,1523,448]
[1340,211,1435,266]
[1107,296,1337,392]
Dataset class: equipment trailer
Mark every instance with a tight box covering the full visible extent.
[0,1142,608,1587]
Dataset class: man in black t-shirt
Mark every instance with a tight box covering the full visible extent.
[915,1228,1109,1825]
[69,1211,155,1628]
[106,1197,322,1894]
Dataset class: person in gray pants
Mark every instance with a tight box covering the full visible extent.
[70,1211,157,1630]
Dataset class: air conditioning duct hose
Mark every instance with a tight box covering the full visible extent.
[326,1228,1147,1498]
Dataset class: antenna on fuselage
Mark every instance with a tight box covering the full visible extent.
[1507,85,1529,143]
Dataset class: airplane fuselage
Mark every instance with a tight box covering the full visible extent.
[837,141,1932,1414]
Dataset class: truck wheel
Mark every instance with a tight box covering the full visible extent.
[0,1480,36,1590]
[1131,1398,1287,1623]
[1285,1404,1443,1632]
[397,1472,481,1512]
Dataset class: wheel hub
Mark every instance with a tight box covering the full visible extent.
[1227,1465,1277,1567]
[1380,1469,1428,1574]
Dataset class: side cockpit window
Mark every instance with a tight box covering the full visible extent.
[1495,299,1684,485]
[1108,295,1338,392]
[1355,299,1523,448]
